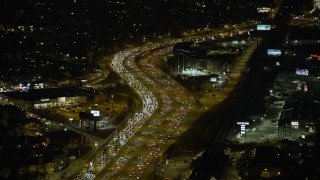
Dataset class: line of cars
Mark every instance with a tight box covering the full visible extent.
[71,25,257,179]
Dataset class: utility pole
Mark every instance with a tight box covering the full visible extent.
[182,53,185,71]
[111,94,114,112]
[79,117,83,157]
[178,53,180,72]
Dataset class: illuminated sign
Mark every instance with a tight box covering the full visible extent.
[237,122,249,137]
[41,98,50,102]
[267,49,281,56]
[296,68,309,76]
[310,54,320,59]
[257,7,271,13]
[237,122,249,125]
[34,83,44,89]
[210,77,217,82]
[291,121,299,129]
[91,110,100,117]
[257,24,271,31]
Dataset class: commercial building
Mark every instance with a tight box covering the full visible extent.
[171,38,249,88]
[278,93,320,133]
[0,87,105,110]
[173,41,239,75]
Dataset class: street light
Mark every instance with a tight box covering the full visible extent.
[111,94,115,112]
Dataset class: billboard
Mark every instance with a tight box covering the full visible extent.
[257,24,271,31]
[210,77,217,82]
[91,110,100,117]
[296,68,309,76]
[267,49,281,56]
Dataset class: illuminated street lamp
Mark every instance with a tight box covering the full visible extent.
[111,94,115,112]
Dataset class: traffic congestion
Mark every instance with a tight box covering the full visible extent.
[71,39,194,179]
[96,42,194,179]
[69,24,257,179]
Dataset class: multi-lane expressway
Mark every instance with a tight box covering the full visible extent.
[66,23,257,180]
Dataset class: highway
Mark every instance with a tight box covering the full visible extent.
[65,23,257,180]
[95,45,195,179]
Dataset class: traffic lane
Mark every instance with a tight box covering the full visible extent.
[95,135,150,179]
[72,24,258,179]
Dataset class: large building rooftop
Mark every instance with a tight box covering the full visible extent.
[0,87,99,101]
